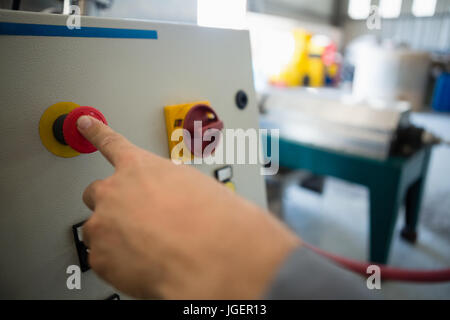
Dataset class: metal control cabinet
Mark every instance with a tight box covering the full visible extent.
[0,10,267,299]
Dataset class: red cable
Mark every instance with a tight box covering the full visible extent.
[303,242,450,282]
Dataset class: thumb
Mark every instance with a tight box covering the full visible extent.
[77,115,135,167]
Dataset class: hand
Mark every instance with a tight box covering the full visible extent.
[78,115,301,299]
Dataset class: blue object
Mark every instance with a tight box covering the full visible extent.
[432,72,450,112]
[0,22,158,39]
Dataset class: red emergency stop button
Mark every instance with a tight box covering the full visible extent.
[63,106,108,153]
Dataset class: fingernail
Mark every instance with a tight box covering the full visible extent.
[77,116,92,130]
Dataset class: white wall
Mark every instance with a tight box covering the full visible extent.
[98,0,197,24]
[248,0,336,25]
[0,0,198,24]
[341,0,450,51]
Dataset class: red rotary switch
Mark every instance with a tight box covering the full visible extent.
[63,106,108,153]
[183,104,223,157]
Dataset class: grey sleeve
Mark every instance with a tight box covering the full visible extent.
[264,246,382,299]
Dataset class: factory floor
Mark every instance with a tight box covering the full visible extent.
[266,111,450,299]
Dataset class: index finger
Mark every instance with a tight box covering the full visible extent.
[77,115,136,167]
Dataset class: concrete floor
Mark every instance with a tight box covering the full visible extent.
[266,112,450,299]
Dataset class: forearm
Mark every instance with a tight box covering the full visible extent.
[264,246,381,299]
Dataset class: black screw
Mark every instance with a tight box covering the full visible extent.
[235,90,248,110]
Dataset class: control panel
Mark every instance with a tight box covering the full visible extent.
[0,10,267,299]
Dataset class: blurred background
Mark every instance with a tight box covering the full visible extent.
[2,0,449,298]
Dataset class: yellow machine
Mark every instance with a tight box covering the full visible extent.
[270,29,311,87]
[270,29,340,88]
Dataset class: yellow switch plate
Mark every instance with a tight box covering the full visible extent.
[164,101,210,162]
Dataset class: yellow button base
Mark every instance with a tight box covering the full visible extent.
[224,181,236,192]
[39,102,81,158]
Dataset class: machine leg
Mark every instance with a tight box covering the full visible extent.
[369,183,402,264]
[401,147,431,243]
[401,178,425,243]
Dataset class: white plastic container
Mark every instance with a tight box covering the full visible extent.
[353,46,430,111]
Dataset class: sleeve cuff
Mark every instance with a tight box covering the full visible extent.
[264,245,382,299]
